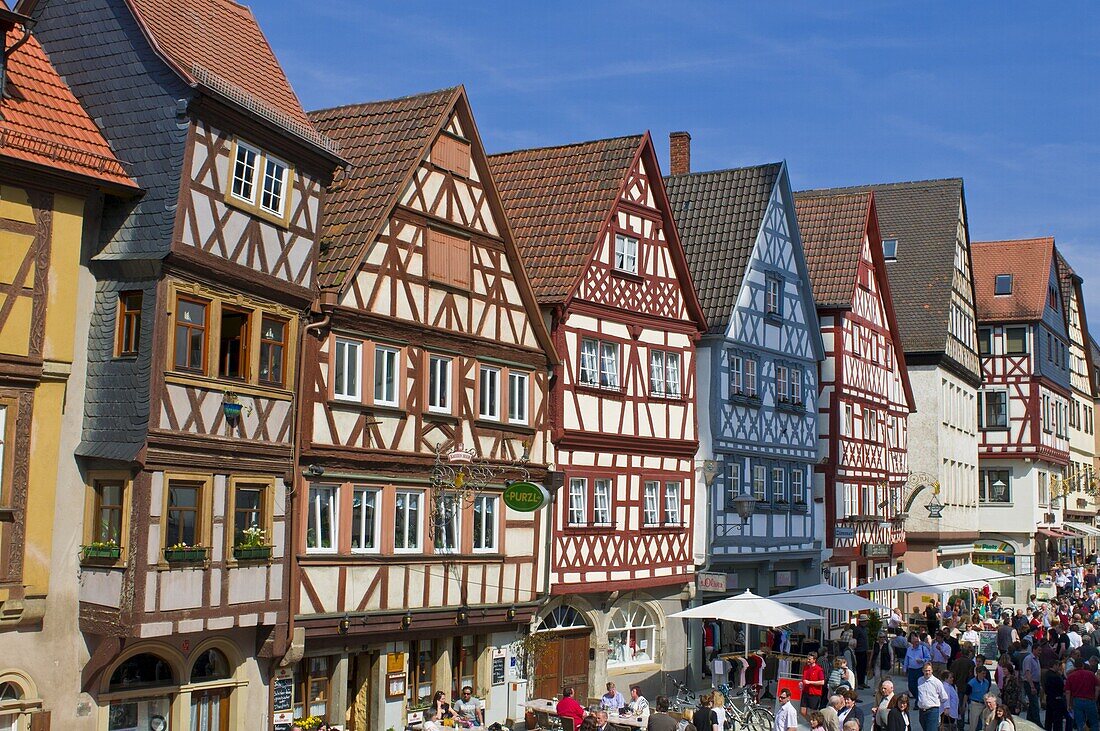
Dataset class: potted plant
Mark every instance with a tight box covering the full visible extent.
[233,526,272,561]
[291,716,323,731]
[81,538,121,562]
[163,543,207,564]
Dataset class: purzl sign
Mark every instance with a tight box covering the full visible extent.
[502,481,549,512]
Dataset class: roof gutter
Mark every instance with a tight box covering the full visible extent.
[0,8,34,100]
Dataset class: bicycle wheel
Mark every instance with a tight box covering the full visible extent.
[747,706,774,731]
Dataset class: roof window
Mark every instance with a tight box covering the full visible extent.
[995,274,1013,296]
[882,238,898,261]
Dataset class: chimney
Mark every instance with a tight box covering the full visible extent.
[669,131,691,176]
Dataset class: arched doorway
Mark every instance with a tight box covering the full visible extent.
[533,606,592,700]
[105,652,176,731]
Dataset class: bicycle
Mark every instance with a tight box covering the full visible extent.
[719,684,773,731]
[669,676,697,712]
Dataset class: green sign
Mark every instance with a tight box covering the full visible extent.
[502,481,548,512]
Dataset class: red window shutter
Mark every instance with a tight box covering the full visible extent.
[431,134,471,177]
[428,230,471,289]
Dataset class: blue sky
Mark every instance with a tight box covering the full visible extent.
[256,2,1100,325]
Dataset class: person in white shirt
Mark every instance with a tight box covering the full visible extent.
[627,686,651,719]
[1067,625,1084,649]
[961,625,980,647]
[915,663,949,731]
[774,689,798,731]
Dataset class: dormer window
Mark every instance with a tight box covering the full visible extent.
[614,234,638,275]
[882,238,898,261]
[994,274,1012,295]
[228,138,293,224]
[1049,285,1058,309]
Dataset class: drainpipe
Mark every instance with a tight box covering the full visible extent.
[1,13,34,100]
[280,310,330,669]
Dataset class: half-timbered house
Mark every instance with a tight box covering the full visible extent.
[972,238,1072,602]
[794,192,915,620]
[22,0,342,728]
[0,9,139,729]
[304,87,556,730]
[1054,252,1099,541]
[489,134,707,700]
[664,136,825,608]
[801,180,982,575]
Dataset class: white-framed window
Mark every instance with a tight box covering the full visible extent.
[428,355,452,413]
[843,403,854,436]
[979,389,1008,429]
[1038,472,1049,507]
[231,141,260,203]
[394,490,422,551]
[979,469,1011,504]
[777,364,789,400]
[766,275,782,315]
[866,409,878,439]
[333,338,361,401]
[791,368,802,403]
[567,478,587,526]
[752,465,766,501]
[473,495,497,552]
[745,358,757,396]
[260,154,290,216]
[479,365,500,420]
[593,479,612,525]
[508,371,529,424]
[306,485,337,553]
[580,338,599,386]
[663,481,681,524]
[607,603,656,667]
[772,467,787,503]
[643,481,660,526]
[730,353,743,394]
[373,345,399,407]
[791,468,805,504]
[650,350,681,398]
[433,496,459,554]
[351,487,380,552]
[600,341,619,389]
[614,233,639,274]
[726,462,742,508]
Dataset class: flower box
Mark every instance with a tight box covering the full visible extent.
[233,545,272,561]
[163,547,207,564]
[81,544,121,562]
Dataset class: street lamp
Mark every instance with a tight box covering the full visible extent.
[732,493,757,524]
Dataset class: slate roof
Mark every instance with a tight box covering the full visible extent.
[309,87,460,290]
[488,135,644,303]
[125,0,324,145]
[664,163,782,331]
[797,179,965,356]
[1,18,136,189]
[971,237,1056,322]
[793,192,872,309]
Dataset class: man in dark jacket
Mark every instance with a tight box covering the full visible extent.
[854,619,870,689]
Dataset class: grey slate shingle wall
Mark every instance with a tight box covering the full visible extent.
[29,0,189,459]
[29,0,188,260]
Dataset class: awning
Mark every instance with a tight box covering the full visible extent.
[1037,526,1075,539]
[1064,522,1100,537]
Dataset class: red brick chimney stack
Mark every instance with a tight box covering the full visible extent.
[669,131,691,176]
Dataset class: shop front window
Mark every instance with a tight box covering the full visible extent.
[407,641,433,709]
[107,653,175,731]
[452,636,478,698]
[294,657,330,720]
[190,689,229,731]
[607,603,657,668]
[108,697,171,731]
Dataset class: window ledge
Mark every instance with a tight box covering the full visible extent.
[765,312,784,324]
[730,393,762,407]
[777,400,806,413]
[610,269,645,284]
[648,392,685,403]
[564,524,618,534]
[608,661,661,677]
[224,193,291,230]
[575,384,626,400]
[424,412,459,425]
[979,502,1014,508]
[474,419,536,436]
[640,524,686,533]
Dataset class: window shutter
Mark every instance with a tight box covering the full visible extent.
[428,229,471,289]
[431,134,471,177]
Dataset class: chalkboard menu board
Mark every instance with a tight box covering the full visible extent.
[978,630,999,661]
[273,673,294,731]
[492,655,506,686]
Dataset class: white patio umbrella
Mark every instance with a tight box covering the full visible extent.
[669,589,823,627]
[771,583,891,612]
[943,562,1010,585]
[853,570,947,594]
[914,566,991,591]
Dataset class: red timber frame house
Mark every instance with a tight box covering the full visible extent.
[971,238,1072,602]
[301,87,557,730]
[490,135,707,700]
[795,192,915,619]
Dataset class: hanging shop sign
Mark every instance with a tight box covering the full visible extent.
[697,572,728,593]
[502,481,549,512]
[863,544,891,558]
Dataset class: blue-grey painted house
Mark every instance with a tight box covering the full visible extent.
[665,137,824,603]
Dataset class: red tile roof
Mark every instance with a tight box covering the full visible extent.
[1,23,136,188]
[488,135,644,303]
[308,87,460,290]
[971,237,1056,322]
[125,0,321,143]
[794,192,872,309]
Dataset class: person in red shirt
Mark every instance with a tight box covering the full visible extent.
[1065,658,1100,731]
[801,651,827,719]
[557,687,587,730]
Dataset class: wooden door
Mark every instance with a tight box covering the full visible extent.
[533,631,590,700]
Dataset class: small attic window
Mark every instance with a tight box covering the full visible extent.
[995,274,1013,296]
[431,133,470,177]
[882,238,898,261]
